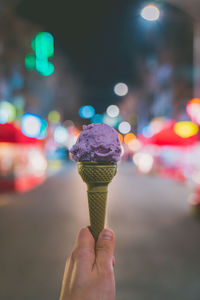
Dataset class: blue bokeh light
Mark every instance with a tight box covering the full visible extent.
[91,114,103,123]
[79,105,95,119]
[21,113,43,138]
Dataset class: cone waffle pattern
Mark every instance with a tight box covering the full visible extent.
[78,164,117,183]
[78,162,117,241]
[88,191,107,241]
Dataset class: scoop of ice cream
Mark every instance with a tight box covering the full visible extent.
[70,123,121,162]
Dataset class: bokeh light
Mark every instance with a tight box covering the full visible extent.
[128,139,142,152]
[103,114,119,127]
[174,121,199,138]
[36,60,54,76]
[118,121,131,134]
[0,101,16,124]
[63,120,74,128]
[29,32,54,76]
[21,113,43,138]
[91,114,103,123]
[142,125,154,138]
[124,132,136,145]
[141,4,160,21]
[79,105,95,119]
[150,117,165,134]
[54,126,68,144]
[48,110,60,123]
[133,152,154,173]
[186,98,200,124]
[32,32,54,59]
[28,149,47,176]
[114,82,128,96]
[106,105,120,118]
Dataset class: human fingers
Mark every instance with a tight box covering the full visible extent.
[71,227,95,273]
[95,228,115,272]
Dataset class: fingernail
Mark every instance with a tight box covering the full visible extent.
[101,229,113,241]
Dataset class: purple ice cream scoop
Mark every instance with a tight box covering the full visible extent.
[70,123,121,162]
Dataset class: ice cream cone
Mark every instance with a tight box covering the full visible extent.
[78,161,117,241]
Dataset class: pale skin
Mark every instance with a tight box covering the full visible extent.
[59,227,115,300]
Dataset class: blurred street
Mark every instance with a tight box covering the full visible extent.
[0,162,200,300]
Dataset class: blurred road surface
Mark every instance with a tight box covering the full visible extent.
[0,162,200,300]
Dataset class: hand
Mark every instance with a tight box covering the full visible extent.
[59,227,115,300]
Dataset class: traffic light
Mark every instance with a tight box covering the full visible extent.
[25,32,54,76]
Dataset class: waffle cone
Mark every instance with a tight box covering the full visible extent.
[78,162,117,241]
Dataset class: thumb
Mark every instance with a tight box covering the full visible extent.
[95,228,115,272]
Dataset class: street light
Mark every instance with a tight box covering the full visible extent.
[140,4,160,21]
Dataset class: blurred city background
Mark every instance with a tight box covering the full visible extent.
[0,0,200,299]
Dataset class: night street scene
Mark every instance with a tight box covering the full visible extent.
[1,0,200,299]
